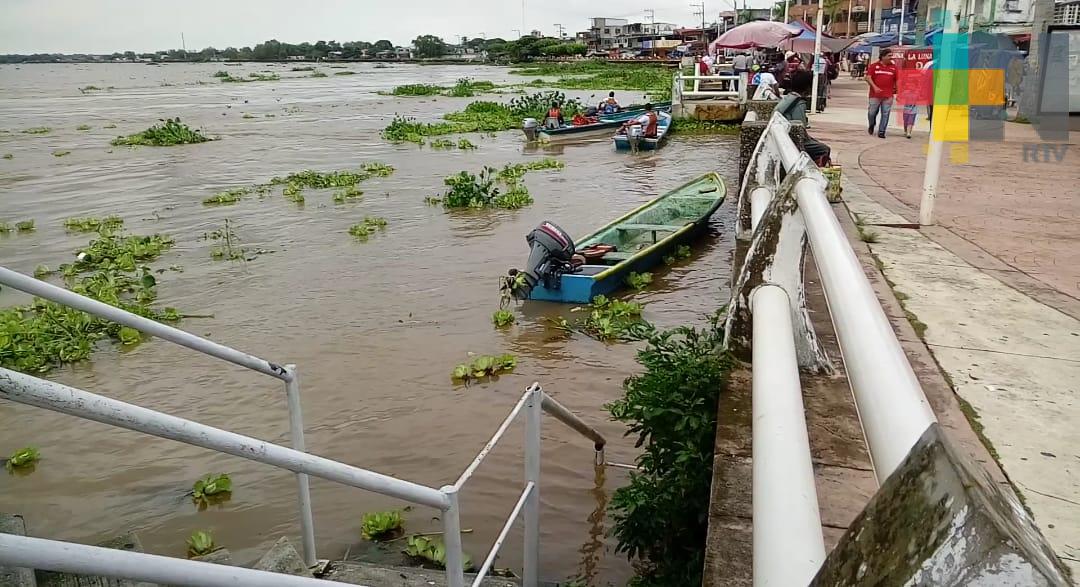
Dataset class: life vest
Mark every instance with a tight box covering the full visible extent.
[547,107,561,119]
[643,112,658,138]
[601,99,618,114]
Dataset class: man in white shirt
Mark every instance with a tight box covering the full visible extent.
[751,66,779,100]
[732,51,752,92]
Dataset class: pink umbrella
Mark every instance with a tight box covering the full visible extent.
[710,21,802,51]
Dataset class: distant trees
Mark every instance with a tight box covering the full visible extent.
[412,35,448,58]
[373,39,394,53]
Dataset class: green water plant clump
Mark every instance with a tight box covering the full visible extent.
[191,473,232,505]
[64,216,124,232]
[333,185,363,203]
[437,168,532,210]
[670,119,741,135]
[52,150,71,157]
[15,220,35,232]
[626,271,653,290]
[78,86,102,94]
[76,124,92,131]
[552,295,654,343]
[2,154,12,160]
[495,158,564,184]
[348,216,388,240]
[21,127,51,135]
[111,118,211,146]
[507,91,584,120]
[203,187,252,206]
[391,84,445,96]
[457,138,477,150]
[212,70,230,78]
[1,228,181,374]
[430,138,455,149]
[664,245,693,265]
[606,314,734,586]
[444,78,497,97]
[404,535,473,571]
[492,309,515,328]
[451,353,517,382]
[310,71,328,78]
[512,61,673,101]
[361,510,404,541]
[4,447,40,472]
[290,66,315,72]
[186,531,216,558]
[333,71,357,76]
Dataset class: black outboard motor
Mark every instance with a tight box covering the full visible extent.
[509,221,575,299]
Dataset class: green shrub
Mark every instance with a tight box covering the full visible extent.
[606,316,733,585]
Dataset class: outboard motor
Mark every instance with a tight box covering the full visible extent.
[509,221,575,299]
[584,106,599,117]
[522,118,539,142]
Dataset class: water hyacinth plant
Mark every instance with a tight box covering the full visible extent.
[15,220,35,232]
[4,447,40,472]
[444,78,497,97]
[361,510,404,541]
[552,295,654,343]
[626,272,653,290]
[492,309,515,328]
[348,217,388,240]
[310,71,328,78]
[191,473,232,505]
[52,150,71,157]
[76,124,92,131]
[404,535,473,571]
[21,127,51,135]
[186,531,216,558]
[451,353,517,382]
[391,84,445,96]
[111,118,211,146]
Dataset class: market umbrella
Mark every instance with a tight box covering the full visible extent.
[710,21,802,50]
[778,29,857,53]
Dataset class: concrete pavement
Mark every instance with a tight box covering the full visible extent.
[812,78,1080,574]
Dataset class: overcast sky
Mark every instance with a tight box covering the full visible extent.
[0,0,775,54]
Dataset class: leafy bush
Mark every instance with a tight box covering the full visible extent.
[111,118,211,146]
[361,511,404,541]
[606,316,733,586]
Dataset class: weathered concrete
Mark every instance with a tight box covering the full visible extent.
[190,548,232,565]
[321,560,519,586]
[811,424,1071,586]
[682,100,746,122]
[745,99,778,121]
[36,532,156,587]
[1,513,36,587]
[252,536,313,578]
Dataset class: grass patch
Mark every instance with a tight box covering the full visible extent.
[111,118,211,146]
[21,127,51,135]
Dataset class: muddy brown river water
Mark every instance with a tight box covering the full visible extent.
[0,62,739,584]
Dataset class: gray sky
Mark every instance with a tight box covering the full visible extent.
[0,0,775,54]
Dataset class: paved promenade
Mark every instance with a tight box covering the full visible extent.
[811,78,1080,573]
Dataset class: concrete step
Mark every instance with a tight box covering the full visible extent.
[321,560,520,586]
[35,532,157,587]
[1,513,37,587]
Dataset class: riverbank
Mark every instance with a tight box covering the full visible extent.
[813,77,1080,573]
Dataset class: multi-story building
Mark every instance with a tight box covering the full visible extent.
[585,18,630,52]
[1056,0,1080,24]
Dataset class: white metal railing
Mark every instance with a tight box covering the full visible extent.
[0,267,606,587]
[673,71,746,102]
[736,112,938,585]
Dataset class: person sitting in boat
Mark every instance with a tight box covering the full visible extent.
[599,92,620,115]
[620,103,659,139]
[544,102,564,130]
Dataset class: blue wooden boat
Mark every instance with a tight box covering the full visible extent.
[612,112,672,151]
[523,172,725,304]
[532,102,672,143]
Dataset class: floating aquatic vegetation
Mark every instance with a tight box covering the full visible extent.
[626,272,653,290]
[290,66,315,72]
[241,113,255,119]
[15,220,35,232]
[103,123,117,129]
[52,150,71,157]
[507,91,584,120]
[495,158,564,184]
[348,217,388,240]
[451,353,517,383]
[444,78,497,97]
[310,71,328,78]
[33,265,54,278]
[64,216,124,232]
[510,61,672,101]
[457,138,477,150]
[492,310,515,328]
[202,187,250,206]
[212,71,230,78]
[333,71,356,76]
[76,124,91,131]
[2,154,12,160]
[670,119,740,135]
[391,84,445,96]
[361,511,404,541]
[552,295,654,343]
[111,118,211,146]
[4,447,40,472]
[78,85,102,94]
[404,535,473,571]
[205,219,246,261]
[430,138,455,149]
[21,127,51,135]
[191,473,232,505]
[0,223,11,233]
[186,531,215,558]
[333,185,363,203]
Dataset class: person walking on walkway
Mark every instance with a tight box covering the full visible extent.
[732,51,752,93]
[866,49,898,138]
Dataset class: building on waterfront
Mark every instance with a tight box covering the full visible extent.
[582,17,681,56]
[584,18,630,52]
[1056,0,1080,24]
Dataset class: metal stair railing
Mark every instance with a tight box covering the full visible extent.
[0,267,607,587]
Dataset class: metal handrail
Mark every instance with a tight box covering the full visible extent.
[0,268,607,587]
[0,266,318,566]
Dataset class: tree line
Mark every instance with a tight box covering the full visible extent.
[0,34,587,64]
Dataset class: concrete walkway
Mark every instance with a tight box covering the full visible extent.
[811,78,1080,574]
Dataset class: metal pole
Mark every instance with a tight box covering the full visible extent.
[751,285,826,586]
[0,267,292,382]
[847,0,853,37]
[792,178,937,481]
[918,0,962,225]
[784,0,790,23]
[0,368,451,510]
[441,486,466,587]
[0,534,344,587]
[899,0,907,44]
[471,483,535,586]
[522,387,542,587]
[284,366,317,568]
[538,388,606,452]
[810,5,824,113]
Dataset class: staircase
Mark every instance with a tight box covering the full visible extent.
[1,513,519,587]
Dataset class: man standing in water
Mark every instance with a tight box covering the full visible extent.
[866,49,898,138]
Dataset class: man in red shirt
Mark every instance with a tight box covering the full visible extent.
[866,49,898,138]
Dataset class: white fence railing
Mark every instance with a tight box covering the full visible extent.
[0,267,606,587]
[735,112,938,585]
[672,71,747,103]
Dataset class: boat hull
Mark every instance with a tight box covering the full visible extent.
[613,115,672,151]
[533,102,672,143]
[526,172,726,304]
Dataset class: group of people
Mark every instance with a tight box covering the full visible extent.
[544,92,661,139]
